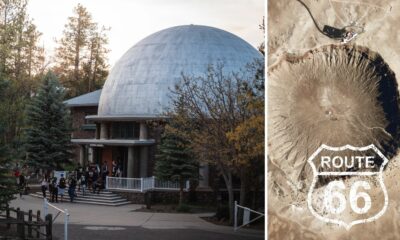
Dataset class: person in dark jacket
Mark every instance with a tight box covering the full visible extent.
[18,174,25,198]
[50,177,58,203]
[93,177,104,194]
[58,174,66,202]
[92,170,98,193]
[68,176,77,202]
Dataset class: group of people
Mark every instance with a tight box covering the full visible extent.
[40,160,117,203]
[41,173,70,203]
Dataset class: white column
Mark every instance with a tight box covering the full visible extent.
[127,146,134,178]
[79,145,85,166]
[100,122,108,139]
[88,147,93,163]
[198,163,209,188]
[139,122,148,140]
[140,147,148,177]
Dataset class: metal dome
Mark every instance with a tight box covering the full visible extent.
[98,25,263,117]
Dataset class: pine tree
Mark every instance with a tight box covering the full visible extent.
[0,145,17,210]
[0,78,17,210]
[0,0,45,147]
[155,122,198,206]
[54,4,109,98]
[82,26,109,92]
[25,71,72,171]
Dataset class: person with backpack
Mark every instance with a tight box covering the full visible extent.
[50,177,58,203]
[58,174,66,202]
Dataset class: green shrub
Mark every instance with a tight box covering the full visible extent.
[176,204,191,213]
[215,204,230,220]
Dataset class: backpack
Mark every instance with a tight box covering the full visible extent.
[50,178,57,190]
[59,178,66,188]
[70,179,76,188]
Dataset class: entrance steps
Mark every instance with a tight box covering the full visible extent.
[30,189,131,206]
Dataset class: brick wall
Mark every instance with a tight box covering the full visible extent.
[70,106,98,139]
[70,106,98,164]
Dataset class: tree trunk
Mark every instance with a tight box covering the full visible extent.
[179,177,184,206]
[226,179,234,225]
[239,167,247,206]
[91,51,99,91]
[87,40,94,92]
[90,37,99,92]
[221,169,234,225]
[74,15,82,94]
[238,168,247,225]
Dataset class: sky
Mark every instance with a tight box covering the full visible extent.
[27,0,264,67]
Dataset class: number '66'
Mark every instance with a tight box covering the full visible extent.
[323,180,372,214]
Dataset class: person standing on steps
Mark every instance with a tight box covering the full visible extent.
[76,163,83,192]
[94,177,104,194]
[58,174,66,202]
[112,160,117,177]
[92,169,99,194]
[41,176,49,198]
[101,161,109,188]
[88,167,94,191]
[102,161,108,176]
[68,176,77,202]
[50,177,58,203]
[81,175,87,196]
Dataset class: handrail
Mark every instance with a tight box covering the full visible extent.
[234,201,264,232]
[106,176,190,192]
[107,176,142,180]
[43,198,69,240]
[46,201,68,214]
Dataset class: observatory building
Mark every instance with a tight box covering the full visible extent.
[65,25,262,188]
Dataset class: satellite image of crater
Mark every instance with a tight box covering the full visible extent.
[268,0,400,239]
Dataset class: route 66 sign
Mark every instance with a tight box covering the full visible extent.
[307,144,389,230]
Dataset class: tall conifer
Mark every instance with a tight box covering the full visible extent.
[25,71,72,171]
[0,78,17,210]
[0,145,17,210]
[155,122,198,206]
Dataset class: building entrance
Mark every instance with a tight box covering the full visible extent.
[112,147,128,177]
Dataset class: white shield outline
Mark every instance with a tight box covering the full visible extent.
[307,144,389,230]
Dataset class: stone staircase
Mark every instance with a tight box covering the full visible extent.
[30,189,131,206]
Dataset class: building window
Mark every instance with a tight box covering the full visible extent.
[81,112,97,131]
[84,111,96,124]
[111,122,140,139]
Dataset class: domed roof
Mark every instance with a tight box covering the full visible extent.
[98,25,263,117]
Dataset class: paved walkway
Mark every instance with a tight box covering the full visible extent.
[52,224,262,240]
[10,195,264,239]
